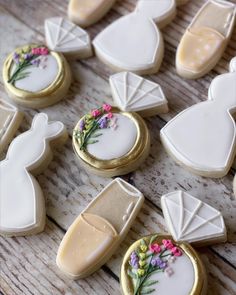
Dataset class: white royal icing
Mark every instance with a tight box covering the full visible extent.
[161,57,236,176]
[109,71,168,113]
[45,17,91,55]
[0,99,18,141]
[161,191,226,244]
[13,54,59,92]
[144,251,194,295]
[93,0,178,73]
[0,113,65,235]
[87,114,137,160]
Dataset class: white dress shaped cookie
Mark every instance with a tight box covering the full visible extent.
[109,72,168,117]
[45,17,92,59]
[161,57,236,178]
[0,113,67,237]
[93,0,185,75]
[161,191,227,246]
[0,99,23,154]
[68,0,116,27]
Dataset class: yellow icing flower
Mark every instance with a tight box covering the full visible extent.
[137,269,145,277]
[139,253,146,260]
[140,245,147,252]
[139,260,146,267]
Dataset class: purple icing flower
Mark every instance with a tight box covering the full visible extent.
[130,251,139,269]
[98,117,108,129]
[13,52,20,64]
[31,58,40,67]
[24,53,32,60]
[151,258,167,269]
[79,120,85,131]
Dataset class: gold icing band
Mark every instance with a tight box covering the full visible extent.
[2,44,65,102]
[120,234,207,295]
[72,109,150,173]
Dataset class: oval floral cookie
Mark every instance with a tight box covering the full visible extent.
[72,104,150,177]
[2,44,72,108]
[121,234,207,295]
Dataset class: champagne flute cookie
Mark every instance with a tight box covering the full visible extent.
[57,178,144,279]
[2,44,72,108]
[176,0,236,79]
[45,17,93,60]
[121,191,227,295]
[0,99,23,154]
[93,0,188,75]
[161,57,236,178]
[68,0,116,27]
[0,113,67,237]
[73,104,150,177]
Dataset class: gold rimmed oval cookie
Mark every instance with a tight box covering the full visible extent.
[2,44,72,108]
[121,234,207,295]
[72,105,150,177]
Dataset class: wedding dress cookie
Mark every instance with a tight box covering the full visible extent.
[0,113,67,237]
[161,191,227,246]
[57,178,144,279]
[68,0,116,27]
[110,72,168,117]
[121,234,207,295]
[161,57,236,178]
[3,44,72,108]
[73,104,150,177]
[45,17,92,59]
[0,99,23,154]
[176,0,236,79]
[93,0,187,75]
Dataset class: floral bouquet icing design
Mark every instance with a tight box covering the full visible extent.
[73,104,117,151]
[8,45,49,85]
[127,235,182,295]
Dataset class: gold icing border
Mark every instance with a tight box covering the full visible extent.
[2,44,65,100]
[72,109,150,172]
[120,234,206,295]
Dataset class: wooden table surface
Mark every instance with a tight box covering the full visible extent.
[0,0,236,294]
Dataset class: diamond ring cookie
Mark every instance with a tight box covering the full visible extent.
[0,113,67,237]
[56,178,144,279]
[121,234,207,295]
[161,57,236,178]
[176,0,236,79]
[68,0,116,28]
[72,104,150,177]
[45,17,92,60]
[93,0,188,75]
[110,72,168,117]
[0,99,23,154]
[2,44,72,108]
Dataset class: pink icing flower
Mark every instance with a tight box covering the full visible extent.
[32,47,40,55]
[39,47,49,55]
[149,243,161,254]
[162,239,174,250]
[171,247,182,257]
[103,103,112,112]
[107,112,113,119]
[91,109,101,117]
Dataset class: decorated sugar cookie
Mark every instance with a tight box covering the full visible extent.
[73,104,150,177]
[110,72,168,117]
[0,99,23,154]
[57,178,144,279]
[68,0,116,27]
[93,0,188,75]
[45,17,92,59]
[161,57,236,178]
[0,113,67,237]
[2,44,72,108]
[121,234,207,295]
[176,0,236,79]
[161,191,227,246]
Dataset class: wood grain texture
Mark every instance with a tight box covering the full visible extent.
[0,0,236,294]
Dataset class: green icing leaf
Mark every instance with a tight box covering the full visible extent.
[140,239,147,247]
[127,269,137,279]
[142,280,159,287]
[140,288,156,294]
[149,235,158,245]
